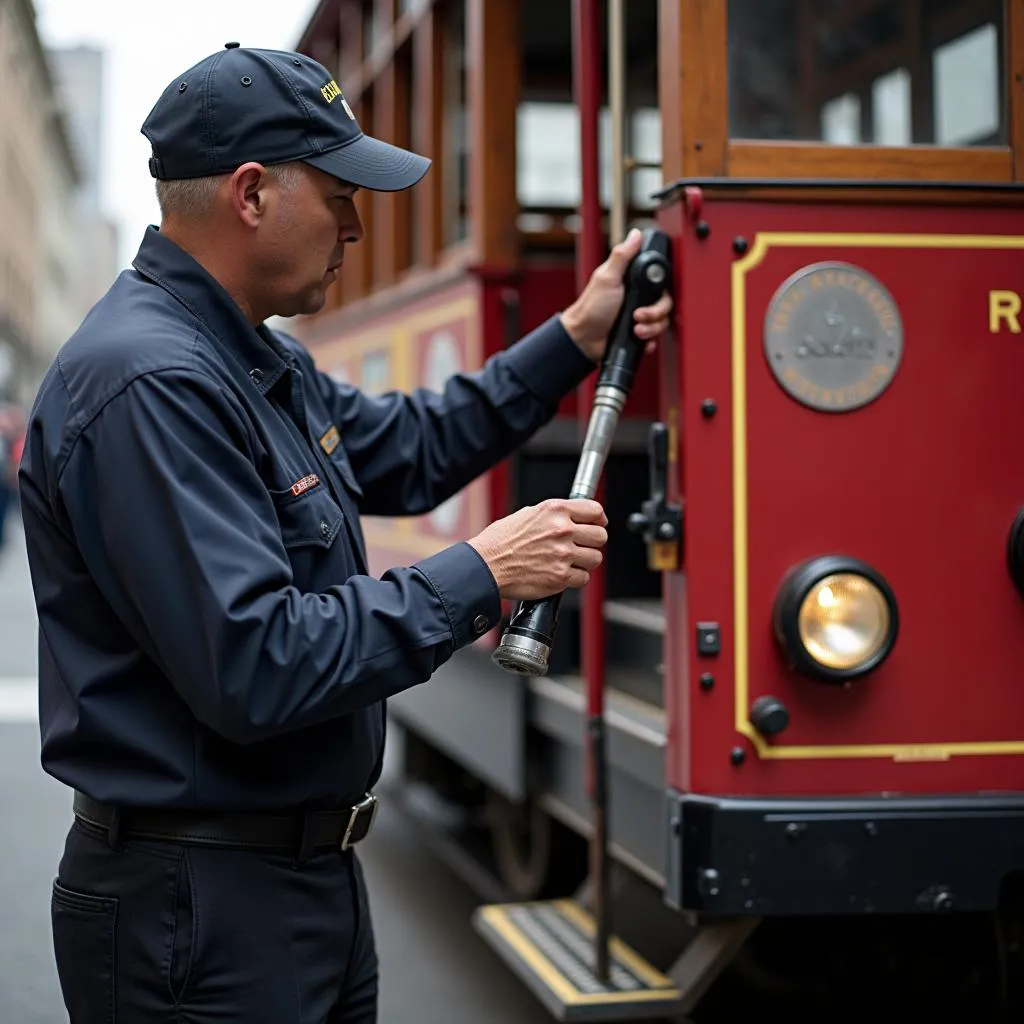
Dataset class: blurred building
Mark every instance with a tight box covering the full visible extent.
[0,0,118,407]
[48,44,120,326]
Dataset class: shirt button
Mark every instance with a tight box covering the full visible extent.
[249,368,264,384]
[319,520,331,538]
[472,614,489,635]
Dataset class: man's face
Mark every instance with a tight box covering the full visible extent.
[255,163,364,318]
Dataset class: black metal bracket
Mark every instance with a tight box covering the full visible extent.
[627,421,683,571]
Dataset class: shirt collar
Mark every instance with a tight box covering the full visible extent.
[131,225,290,395]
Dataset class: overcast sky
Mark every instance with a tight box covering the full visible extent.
[34,0,322,269]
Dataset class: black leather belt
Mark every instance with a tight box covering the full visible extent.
[72,791,379,854]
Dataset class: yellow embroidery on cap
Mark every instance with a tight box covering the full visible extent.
[321,79,356,119]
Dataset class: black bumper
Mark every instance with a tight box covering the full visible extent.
[664,790,1024,916]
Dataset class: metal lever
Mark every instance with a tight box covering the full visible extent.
[491,228,673,678]
[627,422,682,571]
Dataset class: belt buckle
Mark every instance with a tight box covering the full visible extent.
[341,793,378,851]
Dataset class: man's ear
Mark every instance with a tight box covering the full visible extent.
[228,163,268,228]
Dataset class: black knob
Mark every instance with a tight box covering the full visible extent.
[627,512,650,534]
[750,695,789,736]
[917,885,955,912]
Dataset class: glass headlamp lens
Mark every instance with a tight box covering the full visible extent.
[797,573,890,671]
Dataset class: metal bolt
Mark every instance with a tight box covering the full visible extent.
[701,399,717,418]
[700,672,714,691]
[699,868,720,896]
[695,221,710,240]
[733,236,749,254]
[657,522,674,539]
[730,746,745,766]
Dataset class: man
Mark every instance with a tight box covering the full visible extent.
[19,44,672,1024]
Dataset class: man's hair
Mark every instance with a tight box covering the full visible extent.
[155,162,305,220]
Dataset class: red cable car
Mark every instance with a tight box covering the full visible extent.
[294,1,1024,1018]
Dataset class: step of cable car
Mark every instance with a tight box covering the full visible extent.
[602,598,664,635]
[604,598,664,684]
[472,898,684,1021]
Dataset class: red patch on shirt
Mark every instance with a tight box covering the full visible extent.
[290,474,321,497]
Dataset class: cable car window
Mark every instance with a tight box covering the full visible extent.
[727,0,1006,147]
[933,23,1000,146]
[515,0,659,236]
[630,109,661,208]
[872,68,912,145]
[517,103,583,210]
[442,0,467,246]
[515,105,661,214]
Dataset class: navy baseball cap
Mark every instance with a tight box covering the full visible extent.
[141,42,430,192]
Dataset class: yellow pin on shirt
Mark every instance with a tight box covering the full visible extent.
[319,425,340,456]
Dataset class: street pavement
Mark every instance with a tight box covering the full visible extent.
[0,513,548,1023]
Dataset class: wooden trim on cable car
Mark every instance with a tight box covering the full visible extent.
[658,0,728,180]
[412,2,445,268]
[467,0,519,270]
[1010,0,1024,181]
[338,0,435,106]
[371,0,412,289]
[653,177,1024,208]
[338,1,373,305]
[726,142,1013,184]
[660,0,1021,186]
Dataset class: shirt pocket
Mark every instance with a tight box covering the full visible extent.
[331,449,364,501]
[270,484,345,550]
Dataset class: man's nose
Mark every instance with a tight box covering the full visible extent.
[340,203,364,244]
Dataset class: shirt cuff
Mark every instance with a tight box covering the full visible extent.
[413,542,502,650]
[503,314,596,407]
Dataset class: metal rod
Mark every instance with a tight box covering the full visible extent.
[624,157,662,172]
[572,0,610,986]
[608,0,627,244]
[599,0,631,986]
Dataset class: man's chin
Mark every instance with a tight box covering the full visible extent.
[278,288,329,320]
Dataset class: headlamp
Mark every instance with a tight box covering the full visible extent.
[773,556,898,683]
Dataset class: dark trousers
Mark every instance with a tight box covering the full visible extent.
[50,819,378,1023]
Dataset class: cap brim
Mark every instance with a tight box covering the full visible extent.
[303,133,431,192]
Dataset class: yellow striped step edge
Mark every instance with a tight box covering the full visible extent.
[472,899,684,1022]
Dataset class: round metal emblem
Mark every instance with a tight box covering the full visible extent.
[763,261,903,412]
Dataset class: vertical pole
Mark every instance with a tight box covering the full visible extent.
[571,0,610,985]
[608,0,627,244]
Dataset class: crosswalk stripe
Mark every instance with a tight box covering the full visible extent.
[0,678,38,722]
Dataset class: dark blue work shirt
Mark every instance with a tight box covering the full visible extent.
[19,227,595,811]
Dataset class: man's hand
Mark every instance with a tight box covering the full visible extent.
[559,228,674,362]
[468,498,608,601]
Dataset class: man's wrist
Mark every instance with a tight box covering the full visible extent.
[558,306,598,362]
[466,538,509,594]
